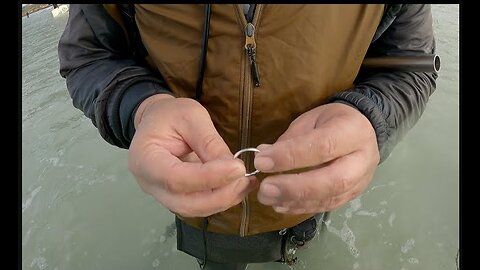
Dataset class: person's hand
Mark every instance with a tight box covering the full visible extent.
[254,103,380,214]
[129,94,256,217]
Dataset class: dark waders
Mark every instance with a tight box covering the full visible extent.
[175,213,329,269]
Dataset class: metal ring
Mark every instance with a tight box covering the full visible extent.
[233,148,260,177]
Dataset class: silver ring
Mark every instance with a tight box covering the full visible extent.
[233,148,260,177]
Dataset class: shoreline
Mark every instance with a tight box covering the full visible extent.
[22,4,53,17]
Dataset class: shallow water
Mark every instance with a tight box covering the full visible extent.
[22,5,459,270]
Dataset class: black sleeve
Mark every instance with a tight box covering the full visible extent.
[329,4,438,163]
[58,4,173,149]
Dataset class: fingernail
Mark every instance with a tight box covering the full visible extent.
[254,157,275,171]
[260,183,281,198]
[220,155,234,160]
[274,206,289,213]
[226,161,246,181]
[257,144,272,151]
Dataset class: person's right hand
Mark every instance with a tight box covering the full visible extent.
[128,94,256,217]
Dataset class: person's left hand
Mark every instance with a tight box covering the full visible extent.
[254,103,380,214]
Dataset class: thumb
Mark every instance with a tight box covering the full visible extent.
[178,102,234,162]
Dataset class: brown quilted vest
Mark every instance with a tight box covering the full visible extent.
[104,4,384,236]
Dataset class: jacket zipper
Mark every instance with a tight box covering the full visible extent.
[245,23,261,87]
[236,4,263,237]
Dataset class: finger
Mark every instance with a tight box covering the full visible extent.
[254,121,366,173]
[176,104,235,162]
[257,151,370,207]
[272,175,369,214]
[274,111,318,143]
[179,152,201,163]
[141,148,246,193]
[271,188,359,215]
[152,177,257,217]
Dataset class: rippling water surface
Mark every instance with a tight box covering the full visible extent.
[22,5,459,270]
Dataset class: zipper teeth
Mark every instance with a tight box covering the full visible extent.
[240,53,252,237]
[241,198,249,235]
[238,4,263,237]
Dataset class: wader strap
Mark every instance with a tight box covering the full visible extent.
[278,213,327,265]
[198,217,209,269]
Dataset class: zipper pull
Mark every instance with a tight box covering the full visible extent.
[245,23,261,87]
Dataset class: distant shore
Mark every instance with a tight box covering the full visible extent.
[22,4,54,17]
